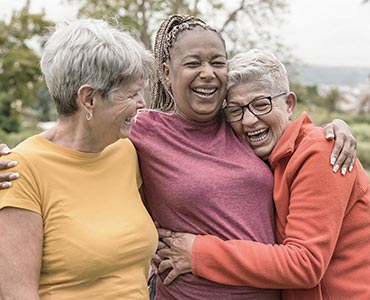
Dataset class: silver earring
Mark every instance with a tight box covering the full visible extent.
[86,112,92,121]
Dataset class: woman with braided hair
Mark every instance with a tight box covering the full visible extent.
[0,14,357,300]
[129,14,356,300]
[131,14,280,299]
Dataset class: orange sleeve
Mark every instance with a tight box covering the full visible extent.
[192,139,358,289]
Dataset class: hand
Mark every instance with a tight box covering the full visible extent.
[156,230,196,285]
[0,144,19,189]
[324,119,357,175]
[151,239,169,274]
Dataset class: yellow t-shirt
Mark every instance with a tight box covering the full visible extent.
[0,135,157,300]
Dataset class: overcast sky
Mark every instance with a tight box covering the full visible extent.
[1,0,370,68]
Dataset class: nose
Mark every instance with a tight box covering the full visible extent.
[199,63,216,80]
[136,93,146,109]
[241,108,258,126]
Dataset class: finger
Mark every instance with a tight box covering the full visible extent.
[161,237,175,247]
[0,144,11,155]
[157,247,171,259]
[0,172,20,189]
[158,227,172,238]
[151,254,162,268]
[157,240,168,250]
[348,155,356,173]
[158,259,173,273]
[150,262,159,274]
[0,160,18,170]
[0,182,12,189]
[163,269,180,285]
[339,154,355,176]
[330,135,345,167]
[324,123,335,140]
[333,135,357,173]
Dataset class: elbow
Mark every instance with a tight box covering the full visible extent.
[288,264,324,289]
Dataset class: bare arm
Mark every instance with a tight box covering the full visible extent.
[0,207,43,299]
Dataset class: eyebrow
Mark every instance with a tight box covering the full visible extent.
[182,53,226,61]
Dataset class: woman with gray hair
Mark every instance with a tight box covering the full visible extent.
[156,49,370,300]
[0,19,157,299]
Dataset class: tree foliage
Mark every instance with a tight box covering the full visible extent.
[0,0,53,105]
[0,0,53,132]
[67,0,289,57]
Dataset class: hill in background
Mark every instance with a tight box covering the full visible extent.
[288,65,370,88]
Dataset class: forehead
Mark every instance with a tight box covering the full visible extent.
[115,78,144,93]
[228,83,271,104]
[170,29,226,59]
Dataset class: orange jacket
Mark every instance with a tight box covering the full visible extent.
[192,113,370,300]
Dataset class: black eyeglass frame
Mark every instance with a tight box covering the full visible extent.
[223,92,288,123]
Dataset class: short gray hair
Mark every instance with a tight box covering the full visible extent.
[40,19,155,116]
[227,49,289,94]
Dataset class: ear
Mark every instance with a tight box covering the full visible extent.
[77,84,95,113]
[285,92,297,120]
[162,62,171,87]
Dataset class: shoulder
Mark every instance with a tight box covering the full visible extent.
[130,109,172,142]
[5,135,44,167]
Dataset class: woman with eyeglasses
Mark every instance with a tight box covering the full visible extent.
[0,15,359,300]
[156,49,370,300]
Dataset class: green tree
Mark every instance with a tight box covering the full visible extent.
[0,93,20,133]
[0,0,53,132]
[323,87,346,113]
[67,0,289,57]
[0,0,53,105]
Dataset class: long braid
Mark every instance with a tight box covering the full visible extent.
[150,15,224,111]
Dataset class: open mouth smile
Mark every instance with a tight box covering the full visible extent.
[191,87,217,96]
[247,128,269,143]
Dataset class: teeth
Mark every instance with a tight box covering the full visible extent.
[247,128,267,136]
[193,87,217,95]
[247,128,268,142]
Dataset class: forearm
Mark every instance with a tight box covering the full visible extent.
[193,235,323,289]
[192,142,355,288]
[0,208,42,300]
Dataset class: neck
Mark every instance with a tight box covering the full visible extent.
[40,116,111,153]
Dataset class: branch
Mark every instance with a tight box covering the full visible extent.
[220,0,246,32]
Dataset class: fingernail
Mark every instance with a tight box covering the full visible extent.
[1,182,12,188]
[326,133,334,139]
[1,147,11,154]
[349,165,353,172]
[333,164,339,173]
[9,172,19,179]
[7,161,18,168]
[330,157,336,166]
[341,168,347,176]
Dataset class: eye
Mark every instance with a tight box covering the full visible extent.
[251,98,271,111]
[211,61,226,67]
[184,61,201,68]
[225,106,242,116]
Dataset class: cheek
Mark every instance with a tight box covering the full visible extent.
[230,122,244,138]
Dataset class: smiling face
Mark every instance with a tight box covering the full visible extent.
[163,29,228,122]
[227,83,296,160]
[94,78,145,144]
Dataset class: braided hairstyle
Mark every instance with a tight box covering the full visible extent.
[150,15,225,111]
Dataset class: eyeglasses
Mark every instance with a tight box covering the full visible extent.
[223,92,288,123]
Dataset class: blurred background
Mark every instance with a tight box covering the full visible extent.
[0,0,369,173]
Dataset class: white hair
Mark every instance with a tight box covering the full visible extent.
[227,49,289,94]
[40,19,155,116]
